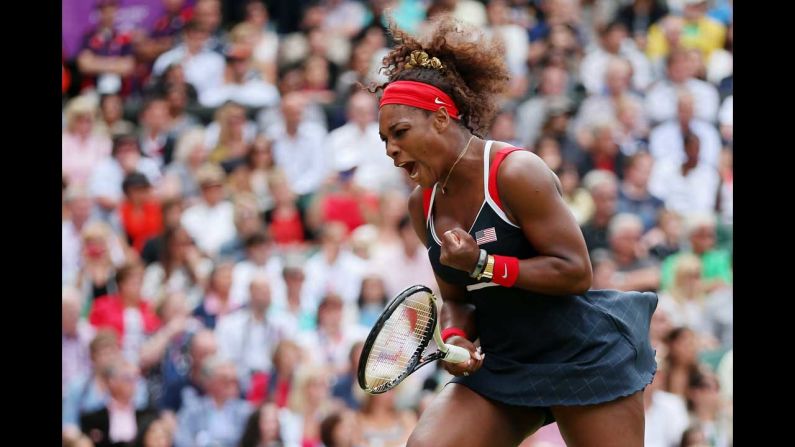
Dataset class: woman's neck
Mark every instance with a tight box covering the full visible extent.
[437,134,481,195]
[121,293,138,307]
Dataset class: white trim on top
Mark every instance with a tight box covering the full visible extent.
[426,183,438,228]
[466,282,500,291]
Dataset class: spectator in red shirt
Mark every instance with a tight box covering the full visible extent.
[119,173,163,253]
[246,339,302,408]
[264,171,311,247]
[89,263,161,361]
[311,159,379,236]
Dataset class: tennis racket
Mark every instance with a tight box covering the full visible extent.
[357,284,471,394]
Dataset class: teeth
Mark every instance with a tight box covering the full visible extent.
[398,162,407,167]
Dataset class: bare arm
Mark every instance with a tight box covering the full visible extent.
[408,188,482,375]
[499,151,593,295]
[440,151,592,296]
[77,50,135,76]
[139,318,186,371]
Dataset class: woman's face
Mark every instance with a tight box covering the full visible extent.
[304,57,329,88]
[305,375,330,403]
[72,113,94,136]
[536,138,562,171]
[669,330,697,364]
[166,65,186,85]
[169,228,193,260]
[361,277,385,304]
[101,95,123,122]
[690,224,716,254]
[83,237,108,260]
[212,264,234,294]
[559,169,579,195]
[674,266,702,295]
[119,269,144,299]
[379,104,444,189]
[258,405,280,441]
[250,135,273,164]
[224,108,246,131]
[143,420,172,447]
[275,345,300,373]
[167,87,188,112]
[247,2,268,27]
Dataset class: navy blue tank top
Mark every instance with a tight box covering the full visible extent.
[423,141,658,409]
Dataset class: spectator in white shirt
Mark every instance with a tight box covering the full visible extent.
[199,44,280,108]
[268,93,330,197]
[574,57,649,149]
[371,215,437,298]
[645,49,719,124]
[302,222,366,310]
[644,371,690,447]
[153,21,226,101]
[649,91,721,169]
[580,21,653,96]
[62,95,112,188]
[649,131,720,216]
[63,187,97,285]
[516,65,572,148]
[161,127,209,204]
[297,293,368,376]
[327,91,402,193]
[485,0,529,95]
[137,97,174,168]
[216,274,285,391]
[229,231,287,309]
[180,164,236,257]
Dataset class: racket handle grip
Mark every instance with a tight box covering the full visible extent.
[442,344,471,364]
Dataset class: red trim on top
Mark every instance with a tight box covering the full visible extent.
[488,147,523,212]
[423,187,433,221]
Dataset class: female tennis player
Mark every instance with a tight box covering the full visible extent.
[375,18,657,447]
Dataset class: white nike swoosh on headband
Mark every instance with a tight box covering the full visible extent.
[501,265,508,279]
[434,97,446,105]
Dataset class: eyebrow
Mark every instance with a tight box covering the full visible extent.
[379,121,408,142]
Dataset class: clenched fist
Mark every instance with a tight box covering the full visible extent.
[439,228,480,273]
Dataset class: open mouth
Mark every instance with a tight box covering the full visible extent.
[398,161,419,180]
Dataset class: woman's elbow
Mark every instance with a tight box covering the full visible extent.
[566,262,593,295]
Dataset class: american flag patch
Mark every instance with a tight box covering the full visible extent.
[475,227,497,245]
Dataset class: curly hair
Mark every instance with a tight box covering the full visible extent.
[374,16,510,137]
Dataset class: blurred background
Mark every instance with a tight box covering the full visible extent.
[61,1,733,446]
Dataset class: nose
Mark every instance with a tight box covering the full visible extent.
[385,140,400,160]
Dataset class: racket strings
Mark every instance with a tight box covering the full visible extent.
[364,292,435,391]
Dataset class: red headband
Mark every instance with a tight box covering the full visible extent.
[379,80,460,120]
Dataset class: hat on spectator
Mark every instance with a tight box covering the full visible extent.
[333,149,361,174]
[196,163,226,187]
